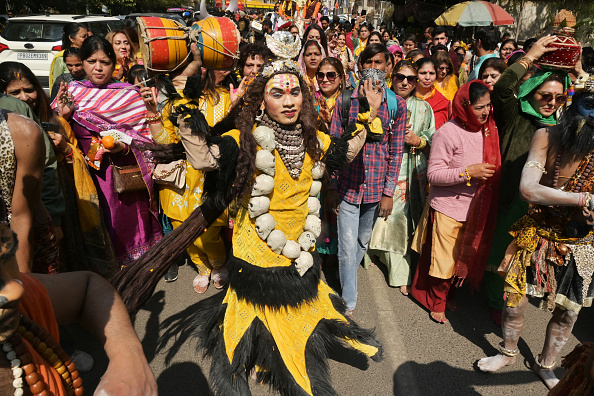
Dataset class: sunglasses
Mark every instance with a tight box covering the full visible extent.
[394,73,417,84]
[438,66,451,71]
[316,71,338,81]
[537,91,567,105]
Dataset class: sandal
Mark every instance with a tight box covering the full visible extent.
[430,311,448,324]
[193,274,210,294]
[211,267,228,289]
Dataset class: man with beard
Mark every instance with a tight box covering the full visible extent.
[477,72,594,390]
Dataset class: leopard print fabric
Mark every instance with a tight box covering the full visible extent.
[0,110,16,222]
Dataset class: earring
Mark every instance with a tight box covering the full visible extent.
[256,108,264,122]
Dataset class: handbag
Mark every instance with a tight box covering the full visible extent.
[111,162,146,193]
[152,159,186,190]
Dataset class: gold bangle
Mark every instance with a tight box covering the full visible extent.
[516,56,534,70]
[415,137,427,149]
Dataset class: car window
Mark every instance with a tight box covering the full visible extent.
[87,20,124,37]
[1,21,65,42]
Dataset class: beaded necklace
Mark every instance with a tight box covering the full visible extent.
[552,150,594,191]
[1,314,82,396]
[259,114,305,179]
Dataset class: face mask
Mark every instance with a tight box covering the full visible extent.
[359,68,387,91]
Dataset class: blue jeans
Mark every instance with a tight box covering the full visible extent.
[337,200,379,311]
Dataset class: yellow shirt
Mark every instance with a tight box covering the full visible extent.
[154,87,231,223]
[224,128,331,269]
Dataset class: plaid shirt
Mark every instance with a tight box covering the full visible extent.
[329,88,407,204]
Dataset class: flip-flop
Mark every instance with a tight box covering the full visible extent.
[430,312,448,324]
[193,274,210,294]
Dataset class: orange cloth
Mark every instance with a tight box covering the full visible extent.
[20,273,67,396]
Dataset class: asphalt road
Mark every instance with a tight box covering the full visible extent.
[76,260,594,396]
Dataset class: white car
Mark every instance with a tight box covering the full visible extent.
[0,14,124,92]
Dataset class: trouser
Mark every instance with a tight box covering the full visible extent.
[337,199,379,311]
[171,219,226,276]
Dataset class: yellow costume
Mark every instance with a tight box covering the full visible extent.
[153,87,231,275]
[197,128,381,396]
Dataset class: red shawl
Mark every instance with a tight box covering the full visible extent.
[424,88,451,130]
[452,80,501,289]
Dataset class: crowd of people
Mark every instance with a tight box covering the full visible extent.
[0,4,593,396]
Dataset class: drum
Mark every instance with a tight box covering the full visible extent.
[138,17,189,72]
[191,17,241,70]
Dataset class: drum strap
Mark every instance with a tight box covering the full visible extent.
[142,26,239,73]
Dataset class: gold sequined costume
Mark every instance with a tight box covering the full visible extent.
[501,153,594,313]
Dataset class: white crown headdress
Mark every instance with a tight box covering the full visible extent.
[260,31,304,79]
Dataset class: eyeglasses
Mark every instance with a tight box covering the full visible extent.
[394,73,417,84]
[316,71,338,81]
[438,66,451,71]
[537,91,568,105]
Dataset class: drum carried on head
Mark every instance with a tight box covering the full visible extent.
[137,16,240,73]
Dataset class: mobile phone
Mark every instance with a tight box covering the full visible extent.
[41,122,60,133]
[361,9,367,16]
[142,76,149,87]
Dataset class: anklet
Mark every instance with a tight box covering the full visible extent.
[535,354,556,370]
[498,341,519,357]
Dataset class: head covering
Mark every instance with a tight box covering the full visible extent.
[451,80,501,289]
[452,80,497,132]
[388,44,403,56]
[505,49,525,62]
[518,70,572,126]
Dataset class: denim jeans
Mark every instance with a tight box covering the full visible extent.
[337,200,379,311]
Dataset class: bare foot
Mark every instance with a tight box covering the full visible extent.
[400,285,409,296]
[430,311,447,324]
[477,354,516,372]
[533,362,559,389]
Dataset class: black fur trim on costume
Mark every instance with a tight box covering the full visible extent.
[157,75,182,102]
[227,253,321,310]
[210,105,242,137]
[202,135,239,213]
[182,74,203,100]
[358,96,370,113]
[328,294,384,362]
[137,141,186,164]
[324,136,350,175]
[193,288,384,396]
[170,102,209,136]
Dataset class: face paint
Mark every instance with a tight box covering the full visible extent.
[264,73,303,125]
[575,93,594,125]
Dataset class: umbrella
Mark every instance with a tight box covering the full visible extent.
[435,1,514,27]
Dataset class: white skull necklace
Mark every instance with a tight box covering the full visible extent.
[250,124,325,276]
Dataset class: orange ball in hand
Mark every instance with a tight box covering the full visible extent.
[102,136,115,149]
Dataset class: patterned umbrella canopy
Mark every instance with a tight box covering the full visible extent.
[435,1,514,27]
